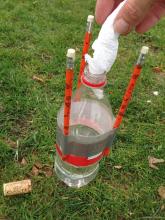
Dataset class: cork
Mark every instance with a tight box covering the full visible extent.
[3,179,32,196]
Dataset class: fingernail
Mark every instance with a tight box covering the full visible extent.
[114,19,130,34]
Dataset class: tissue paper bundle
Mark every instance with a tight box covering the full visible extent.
[85,0,126,75]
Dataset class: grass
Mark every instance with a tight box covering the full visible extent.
[0,0,165,219]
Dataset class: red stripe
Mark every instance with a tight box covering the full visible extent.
[55,144,110,167]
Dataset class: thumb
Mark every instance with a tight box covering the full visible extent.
[114,0,155,34]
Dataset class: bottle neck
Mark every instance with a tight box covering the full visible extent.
[82,65,107,88]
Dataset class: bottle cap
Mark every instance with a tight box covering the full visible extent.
[87,15,94,23]
[141,46,149,55]
[67,49,76,61]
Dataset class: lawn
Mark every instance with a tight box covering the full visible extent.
[0,0,165,219]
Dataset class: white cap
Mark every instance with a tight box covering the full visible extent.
[67,48,76,60]
[141,46,149,55]
[87,15,94,23]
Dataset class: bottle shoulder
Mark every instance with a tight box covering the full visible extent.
[74,84,111,105]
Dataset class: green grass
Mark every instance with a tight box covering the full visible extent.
[0,0,165,219]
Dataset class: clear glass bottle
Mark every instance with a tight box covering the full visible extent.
[55,65,115,188]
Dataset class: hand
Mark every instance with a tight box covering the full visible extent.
[95,0,165,34]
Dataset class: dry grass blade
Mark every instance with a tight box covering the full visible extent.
[161,205,165,211]
[114,165,123,170]
[0,104,4,112]
[158,186,165,199]
[34,161,43,169]
[148,156,164,170]
[2,138,17,149]
[32,75,44,83]
[0,217,10,220]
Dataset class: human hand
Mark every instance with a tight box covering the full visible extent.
[95,0,165,34]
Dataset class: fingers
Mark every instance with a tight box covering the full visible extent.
[136,0,165,33]
[95,0,123,24]
[114,0,155,34]
[95,0,164,34]
[95,0,115,24]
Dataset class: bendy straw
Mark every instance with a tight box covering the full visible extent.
[113,46,149,129]
[63,49,75,135]
[77,15,94,88]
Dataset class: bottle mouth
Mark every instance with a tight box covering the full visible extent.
[81,75,106,88]
[82,65,107,88]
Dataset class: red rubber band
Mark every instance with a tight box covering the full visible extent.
[82,75,106,88]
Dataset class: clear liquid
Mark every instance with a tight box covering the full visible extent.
[55,125,100,188]
[71,124,99,137]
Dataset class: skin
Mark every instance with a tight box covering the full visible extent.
[95,0,165,34]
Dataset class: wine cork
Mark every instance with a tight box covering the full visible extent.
[3,179,32,196]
